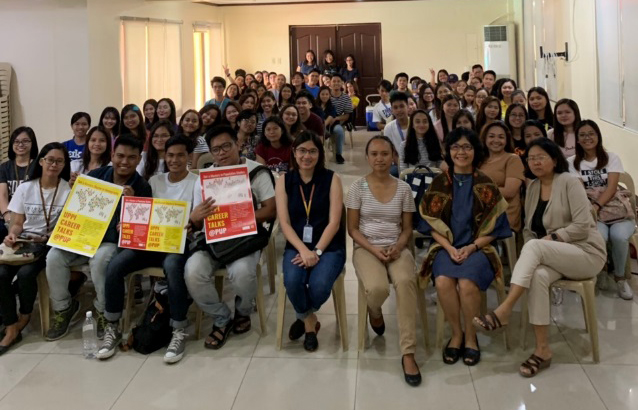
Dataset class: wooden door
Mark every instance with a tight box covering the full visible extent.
[289,25,336,76]
[336,23,382,126]
[290,23,383,127]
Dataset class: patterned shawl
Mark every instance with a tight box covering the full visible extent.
[418,169,509,289]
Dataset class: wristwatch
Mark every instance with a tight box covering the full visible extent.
[313,248,323,256]
[550,233,559,241]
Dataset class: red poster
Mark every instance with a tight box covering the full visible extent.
[119,197,152,250]
[199,164,258,244]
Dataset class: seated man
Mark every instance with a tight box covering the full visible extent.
[185,125,276,350]
[329,74,353,165]
[45,135,151,341]
[97,136,198,363]
[294,90,325,139]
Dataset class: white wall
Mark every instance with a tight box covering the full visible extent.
[0,0,90,144]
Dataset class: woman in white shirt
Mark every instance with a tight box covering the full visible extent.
[0,142,71,354]
[400,110,444,172]
[568,120,634,300]
[138,120,173,180]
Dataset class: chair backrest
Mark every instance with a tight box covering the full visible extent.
[197,153,214,170]
[399,166,442,182]
[619,172,636,212]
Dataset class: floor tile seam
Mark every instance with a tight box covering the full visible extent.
[467,365,483,410]
[108,355,149,410]
[579,361,611,410]
[230,357,253,410]
[0,352,48,403]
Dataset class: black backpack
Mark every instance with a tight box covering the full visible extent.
[130,284,173,355]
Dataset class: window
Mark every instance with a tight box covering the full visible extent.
[595,0,638,133]
[120,17,183,113]
[193,23,222,108]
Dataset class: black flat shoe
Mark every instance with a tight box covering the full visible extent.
[463,336,481,366]
[402,355,422,387]
[0,332,22,356]
[303,332,318,352]
[442,335,465,365]
[370,314,385,336]
[289,319,305,341]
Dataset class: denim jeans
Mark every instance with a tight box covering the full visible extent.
[184,250,260,328]
[597,220,635,278]
[332,124,345,156]
[46,243,118,312]
[103,249,191,328]
[0,251,48,326]
[282,248,345,319]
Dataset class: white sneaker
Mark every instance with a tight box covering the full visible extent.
[617,280,634,300]
[164,328,187,364]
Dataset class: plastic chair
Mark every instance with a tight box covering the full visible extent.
[618,172,637,279]
[519,277,599,362]
[196,153,214,170]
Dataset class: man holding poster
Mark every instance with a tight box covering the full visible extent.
[45,136,151,341]
[97,136,197,363]
[185,125,276,350]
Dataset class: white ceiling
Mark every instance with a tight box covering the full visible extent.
[192,0,372,5]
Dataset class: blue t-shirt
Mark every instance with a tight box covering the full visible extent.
[205,97,230,112]
[63,138,85,160]
[298,62,317,75]
[305,84,320,99]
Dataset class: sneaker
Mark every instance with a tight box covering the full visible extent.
[336,154,345,165]
[94,310,108,340]
[551,288,564,306]
[617,279,634,300]
[96,323,121,360]
[46,299,80,341]
[164,328,187,364]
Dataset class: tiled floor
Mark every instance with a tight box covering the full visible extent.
[1,130,638,410]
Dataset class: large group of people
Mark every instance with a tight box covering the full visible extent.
[0,53,634,388]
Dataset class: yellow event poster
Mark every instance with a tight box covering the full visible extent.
[119,197,189,254]
[48,174,123,257]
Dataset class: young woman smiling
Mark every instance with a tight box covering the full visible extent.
[547,99,581,158]
[70,126,112,177]
[475,96,502,135]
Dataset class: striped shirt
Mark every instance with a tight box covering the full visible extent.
[345,177,415,247]
[330,92,353,117]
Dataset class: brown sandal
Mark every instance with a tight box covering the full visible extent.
[473,311,506,332]
[519,354,552,378]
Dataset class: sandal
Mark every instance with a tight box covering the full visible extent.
[303,321,322,352]
[463,336,481,366]
[519,354,552,378]
[442,334,465,365]
[233,314,251,335]
[473,311,507,332]
[204,323,233,350]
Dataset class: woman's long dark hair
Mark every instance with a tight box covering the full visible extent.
[29,142,71,182]
[317,86,335,113]
[290,131,325,171]
[480,121,514,157]
[258,91,279,115]
[452,109,476,131]
[121,104,148,145]
[434,82,453,119]
[418,83,435,111]
[144,120,174,180]
[278,84,296,107]
[527,87,554,125]
[177,109,203,138]
[475,96,502,134]
[304,49,317,66]
[260,116,292,148]
[404,110,442,166]
[552,98,581,148]
[99,107,121,139]
[156,98,177,125]
[439,94,460,136]
[8,127,39,161]
[504,103,528,134]
[143,99,158,130]
[80,126,112,173]
[572,119,608,172]
[199,104,222,132]
[279,104,304,138]
[496,79,518,101]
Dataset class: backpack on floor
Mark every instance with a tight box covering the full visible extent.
[129,282,173,355]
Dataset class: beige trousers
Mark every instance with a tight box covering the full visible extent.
[353,246,417,355]
[511,239,605,325]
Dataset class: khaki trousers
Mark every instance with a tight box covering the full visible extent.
[353,246,417,355]
[511,239,605,325]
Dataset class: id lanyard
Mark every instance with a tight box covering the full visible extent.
[299,184,315,243]
[39,179,60,232]
[397,122,405,141]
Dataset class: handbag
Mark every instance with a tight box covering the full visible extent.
[402,165,438,232]
[587,186,635,224]
[206,165,276,265]
[0,233,48,265]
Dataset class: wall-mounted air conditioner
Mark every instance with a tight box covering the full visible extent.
[483,24,517,81]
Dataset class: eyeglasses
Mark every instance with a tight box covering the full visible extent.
[450,144,474,152]
[211,142,234,155]
[43,157,65,166]
[526,155,550,163]
[242,119,257,125]
[295,148,319,157]
[578,132,597,140]
[14,139,31,146]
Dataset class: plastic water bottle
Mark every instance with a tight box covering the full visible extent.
[82,311,98,359]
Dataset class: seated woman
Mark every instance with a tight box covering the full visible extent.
[0,143,71,354]
[475,96,502,135]
[70,126,112,176]
[399,109,445,172]
[473,138,606,377]
[504,103,528,155]
[236,110,259,161]
[568,120,634,300]
[420,127,511,367]
[276,131,345,351]
[479,122,525,234]
[137,120,174,180]
[255,116,292,174]
[121,104,149,150]
[279,104,304,139]
[346,135,421,387]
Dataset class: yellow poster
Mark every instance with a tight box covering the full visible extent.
[119,197,190,254]
[48,174,123,257]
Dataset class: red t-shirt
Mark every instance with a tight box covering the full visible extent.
[302,112,325,138]
[254,143,292,173]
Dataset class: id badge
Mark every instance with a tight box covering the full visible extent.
[302,224,313,243]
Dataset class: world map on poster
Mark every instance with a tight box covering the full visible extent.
[203,175,250,205]
[152,204,185,227]
[66,187,119,221]
[122,202,152,224]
